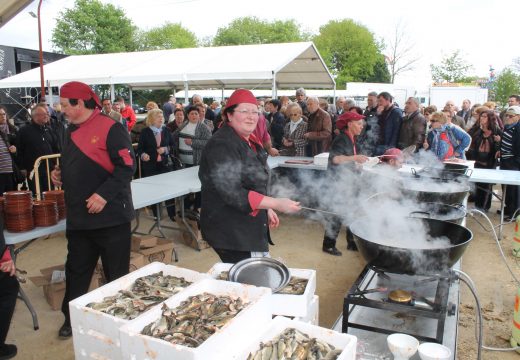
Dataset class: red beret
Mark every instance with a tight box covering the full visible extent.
[60,81,101,108]
[335,111,365,130]
[225,89,257,111]
[381,148,403,162]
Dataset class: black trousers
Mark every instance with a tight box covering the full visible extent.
[322,216,355,249]
[61,222,131,324]
[0,272,19,345]
[475,182,493,210]
[0,173,15,194]
[213,248,251,263]
[501,160,520,217]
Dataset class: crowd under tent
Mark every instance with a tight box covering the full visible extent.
[0,42,336,104]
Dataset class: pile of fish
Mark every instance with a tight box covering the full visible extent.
[278,277,308,295]
[247,328,341,360]
[141,292,248,347]
[86,271,192,319]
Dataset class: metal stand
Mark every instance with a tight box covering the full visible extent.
[10,243,39,330]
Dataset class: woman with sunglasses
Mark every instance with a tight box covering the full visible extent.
[425,111,471,160]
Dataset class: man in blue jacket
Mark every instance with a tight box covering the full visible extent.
[375,92,403,155]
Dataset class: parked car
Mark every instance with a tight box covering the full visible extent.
[132,104,146,114]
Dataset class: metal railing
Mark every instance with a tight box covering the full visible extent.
[31,144,141,200]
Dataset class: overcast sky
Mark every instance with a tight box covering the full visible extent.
[0,0,517,89]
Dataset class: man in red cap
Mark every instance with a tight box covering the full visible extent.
[51,81,135,338]
[322,111,368,255]
[198,88,300,263]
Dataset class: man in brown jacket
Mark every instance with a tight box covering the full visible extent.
[304,97,332,156]
[398,97,427,151]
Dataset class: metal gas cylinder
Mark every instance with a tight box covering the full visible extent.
[513,216,520,258]
[511,286,520,351]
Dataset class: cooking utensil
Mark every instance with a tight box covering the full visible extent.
[228,257,290,293]
[401,145,416,158]
[300,206,342,217]
[349,217,473,275]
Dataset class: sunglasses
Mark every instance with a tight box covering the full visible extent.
[289,113,300,116]
[505,114,518,118]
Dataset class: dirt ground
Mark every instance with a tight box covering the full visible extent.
[5,195,520,359]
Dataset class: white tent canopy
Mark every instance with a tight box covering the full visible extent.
[0,42,335,91]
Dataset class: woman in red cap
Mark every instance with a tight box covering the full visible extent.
[322,111,368,255]
[198,89,301,263]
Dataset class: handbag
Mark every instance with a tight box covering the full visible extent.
[168,154,185,171]
[11,160,26,184]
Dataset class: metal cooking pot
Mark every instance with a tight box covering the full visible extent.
[400,178,470,205]
[409,202,466,225]
[349,217,473,275]
[411,164,472,183]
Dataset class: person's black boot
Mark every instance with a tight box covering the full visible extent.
[322,246,342,256]
[58,322,72,339]
[0,344,17,360]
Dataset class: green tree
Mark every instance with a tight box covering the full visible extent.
[430,50,473,83]
[137,23,197,50]
[365,56,391,83]
[313,19,390,87]
[491,68,520,107]
[213,17,307,46]
[52,0,137,55]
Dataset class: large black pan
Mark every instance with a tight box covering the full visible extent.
[349,217,473,275]
[400,178,470,205]
[411,163,471,183]
[409,202,466,225]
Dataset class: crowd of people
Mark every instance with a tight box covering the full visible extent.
[0,84,519,353]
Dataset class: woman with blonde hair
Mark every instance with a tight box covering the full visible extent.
[280,103,307,156]
[425,111,471,160]
[137,108,176,219]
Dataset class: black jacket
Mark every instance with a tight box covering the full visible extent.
[199,125,270,252]
[137,126,175,176]
[17,122,60,171]
[61,110,135,230]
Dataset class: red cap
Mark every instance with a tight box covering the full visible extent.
[335,111,365,130]
[225,89,257,111]
[60,81,101,108]
[381,148,403,162]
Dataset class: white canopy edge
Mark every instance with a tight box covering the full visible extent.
[0,42,335,90]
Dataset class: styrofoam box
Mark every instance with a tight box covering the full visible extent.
[208,263,316,318]
[272,268,316,317]
[206,262,233,279]
[314,152,329,166]
[295,295,319,325]
[239,316,357,360]
[119,278,272,360]
[69,262,210,360]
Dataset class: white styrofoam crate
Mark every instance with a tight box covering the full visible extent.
[70,262,209,360]
[206,262,233,279]
[208,263,316,318]
[272,268,316,317]
[314,152,329,166]
[295,295,319,325]
[239,316,357,360]
[119,278,272,360]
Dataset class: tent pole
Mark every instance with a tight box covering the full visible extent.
[129,86,133,106]
[333,84,337,105]
[184,80,189,105]
[272,71,277,99]
[221,87,224,102]
[47,80,52,105]
[110,84,115,102]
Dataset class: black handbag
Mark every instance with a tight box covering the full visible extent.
[169,154,184,170]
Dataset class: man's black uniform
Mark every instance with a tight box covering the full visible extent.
[60,108,135,327]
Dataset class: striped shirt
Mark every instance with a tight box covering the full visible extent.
[500,126,516,160]
[0,137,13,173]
